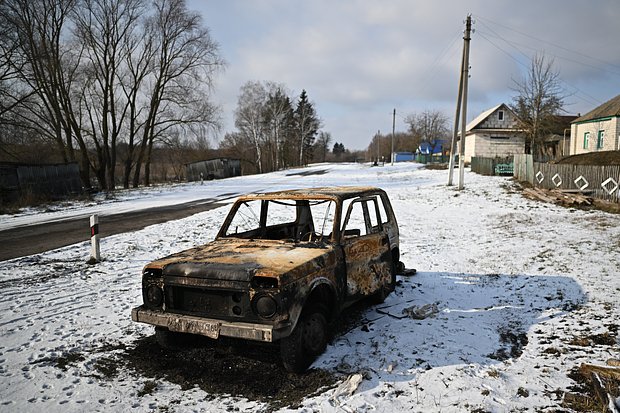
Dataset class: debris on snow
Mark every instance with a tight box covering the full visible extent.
[329,373,364,407]
[523,187,593,207]
[401,303,440,320]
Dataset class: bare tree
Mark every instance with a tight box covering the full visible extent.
[235,81,267,173]
[404,109,450,154]
[72,0,145,190]
[0,0,97,187]
[219,131,257,174]
[510,53,565,158]
[0,0,223,191]
[118,5,156,189]
[262,82,292,171]
[132,0,223,187]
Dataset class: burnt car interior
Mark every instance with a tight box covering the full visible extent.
[223,199,335,242]
[341,196,384,239]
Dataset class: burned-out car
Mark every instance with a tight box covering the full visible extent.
[131,186,401,372]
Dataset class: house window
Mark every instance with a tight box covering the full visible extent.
[597,130,605,149]
[498,110,504,121]
[583,132,590,149]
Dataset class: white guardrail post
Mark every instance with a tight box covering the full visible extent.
[89,214,101,263]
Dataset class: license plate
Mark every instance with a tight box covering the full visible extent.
[169,318,220,339]
[201,321,221,339]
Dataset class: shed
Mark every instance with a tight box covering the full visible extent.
[0,162,82,203]
[393,152,414,162]
[185,158,241,182]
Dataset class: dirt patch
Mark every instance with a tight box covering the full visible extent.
[563,365,620,412]
[51,299,377,410]
[103,335,337,410]
[562,327,619,411]
[555,150,620,166]
[592,199,620,214]
[487,324,529,361]
[40,336,339,411]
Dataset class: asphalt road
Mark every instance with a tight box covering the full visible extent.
[0,199,225,262]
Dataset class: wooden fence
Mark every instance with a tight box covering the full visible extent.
[514,154,534,184]
[513,154,620,203]
[471,156,513,176]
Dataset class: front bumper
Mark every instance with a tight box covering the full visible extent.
[131,306,283,342]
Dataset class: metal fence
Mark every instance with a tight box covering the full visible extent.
[513,154,620,203]
[0,162,82,204]
[413,154,450,164]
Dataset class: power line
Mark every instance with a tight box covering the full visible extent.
[475,14,620,73]
[475,30,603,108]
[476,20,620,78]
[415,31,463,97]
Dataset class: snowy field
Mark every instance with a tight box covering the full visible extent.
[0,163,619,412]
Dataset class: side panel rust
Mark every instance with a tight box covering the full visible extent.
[342,233,391,298]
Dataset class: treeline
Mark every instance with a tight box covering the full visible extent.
[366,109,451,161]
[218,81,333,174]
[0,0,223,190]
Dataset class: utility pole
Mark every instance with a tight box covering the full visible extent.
[447,40,466,185]
[447,15,472,189]
[458,15,472,190]
[391,109,396,165]
[376,130,380,164]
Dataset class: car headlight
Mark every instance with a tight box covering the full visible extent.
[253,294,277,318]
[146,285,163,308]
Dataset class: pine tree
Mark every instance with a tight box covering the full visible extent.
[292,90,320,166]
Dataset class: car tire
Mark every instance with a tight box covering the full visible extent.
[155,327,188,349]
[280,305,328,373]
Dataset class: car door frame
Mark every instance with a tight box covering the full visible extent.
[339,195,392,302]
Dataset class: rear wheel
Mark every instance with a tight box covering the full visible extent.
[280,305,328,373]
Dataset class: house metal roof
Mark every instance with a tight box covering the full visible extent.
[573,93,620,123]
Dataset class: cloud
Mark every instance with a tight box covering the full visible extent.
[192,0,620,150]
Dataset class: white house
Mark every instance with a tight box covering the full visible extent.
[570,93,620,155]
[460,103,525,163]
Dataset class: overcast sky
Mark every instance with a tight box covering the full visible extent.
[188,0,620,151]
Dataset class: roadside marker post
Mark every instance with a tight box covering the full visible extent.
[90,215,101,263]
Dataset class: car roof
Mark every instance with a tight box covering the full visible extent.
[238,186,385,202]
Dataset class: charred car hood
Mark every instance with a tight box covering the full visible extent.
[146,238,335,284]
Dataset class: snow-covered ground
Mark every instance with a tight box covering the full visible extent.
[0,163,618,412]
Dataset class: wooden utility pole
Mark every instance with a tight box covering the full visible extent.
[448,15,472,189]
[391,109,396,165]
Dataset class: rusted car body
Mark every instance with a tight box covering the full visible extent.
[131,186,400,372]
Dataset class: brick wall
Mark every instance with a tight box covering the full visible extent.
[570,117,619,155]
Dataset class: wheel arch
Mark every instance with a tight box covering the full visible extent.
[301,278,339,322]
